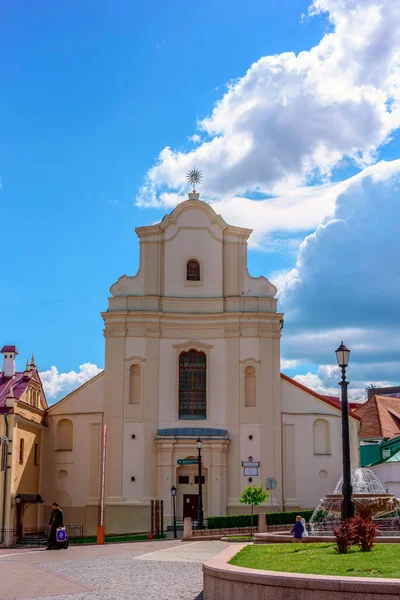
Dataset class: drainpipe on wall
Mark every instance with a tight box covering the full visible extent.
[1,414,9,542]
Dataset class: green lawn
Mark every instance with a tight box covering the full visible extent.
[229,543,400,578]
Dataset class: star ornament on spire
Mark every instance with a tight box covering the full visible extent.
[186,167,202,191]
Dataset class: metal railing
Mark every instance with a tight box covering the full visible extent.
[0,525,83,548]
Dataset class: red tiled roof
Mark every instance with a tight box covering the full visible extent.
[0,371,31,413]
[353,395,400,439]
[280,373,361,421]
[1,345,18,354]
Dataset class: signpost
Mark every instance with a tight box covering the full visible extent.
[177,458,199,465]
[265,477,277,510]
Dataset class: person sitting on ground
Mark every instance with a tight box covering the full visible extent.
[47,502,64,550]
[291,515,305,542]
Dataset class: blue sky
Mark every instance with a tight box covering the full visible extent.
[2,0,400,402]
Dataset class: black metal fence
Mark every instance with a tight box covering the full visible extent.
[0,525,83,548]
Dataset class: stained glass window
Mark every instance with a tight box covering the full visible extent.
[179,350,206,419]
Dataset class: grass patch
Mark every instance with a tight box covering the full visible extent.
[229,543,400,578]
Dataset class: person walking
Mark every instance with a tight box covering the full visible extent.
[46,502,64,550]
[291,515,305,542]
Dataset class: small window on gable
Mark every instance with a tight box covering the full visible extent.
[187,260,200,281]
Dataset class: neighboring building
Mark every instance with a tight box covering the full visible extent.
[353,394,400,441]
[367,385,400,400]
[0,347,47,538]
[353,393,400,498]
[361,436,400,497]
[41,192,360,534]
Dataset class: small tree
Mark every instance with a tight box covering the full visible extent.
[239,485,269,535]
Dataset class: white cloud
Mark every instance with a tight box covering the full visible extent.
[40,363,103,403]
[138,0,400,213]
[279,159,400,398]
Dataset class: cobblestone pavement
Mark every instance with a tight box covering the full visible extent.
[0,540,230,600]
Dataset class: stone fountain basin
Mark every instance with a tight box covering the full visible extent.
[321,494,400,519]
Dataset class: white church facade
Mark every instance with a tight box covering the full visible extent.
[41,192,360,534]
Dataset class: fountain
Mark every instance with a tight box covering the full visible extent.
[310,467,400,535]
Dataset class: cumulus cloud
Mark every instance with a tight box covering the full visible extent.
[40,363,103,403]
[280,159,400,399]
[137,0,400,214]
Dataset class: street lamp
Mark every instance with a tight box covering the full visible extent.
[196,438,204,530]
[335,341,354,521]
[170,486,177,539]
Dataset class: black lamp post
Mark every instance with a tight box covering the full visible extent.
[170,485,177,539]
[196,438,204,530]
[335,341,354,521]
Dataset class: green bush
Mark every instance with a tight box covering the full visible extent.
[207,510,314,530]
[265,510,314,526]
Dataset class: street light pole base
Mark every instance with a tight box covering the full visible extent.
[341,498,355,521]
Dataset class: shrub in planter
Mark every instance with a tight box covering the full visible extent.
[333,519,356,553]
[351,515,378,552]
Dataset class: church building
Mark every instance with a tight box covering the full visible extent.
[41,191,360,534]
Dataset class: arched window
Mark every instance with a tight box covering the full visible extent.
[129,364,141,405]
[57,419,73,451]
[187,260,200,281]
[179,350,206,419]
[313,419,331,455]
[244,366,256,407]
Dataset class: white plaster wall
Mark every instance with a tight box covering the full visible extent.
[125,337,146,360]
[122,422,145,500]
[45,413,103,507]
[157,338,228,428]
[282,378,339,416]
[370,463,400,497]
[240,338,260,361]
[47,374,104,415]
[164,225,223,298]
[239,424,262,487]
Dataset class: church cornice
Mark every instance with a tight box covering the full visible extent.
[135,199,252,240]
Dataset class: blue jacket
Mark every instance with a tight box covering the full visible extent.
[291,521,304,539]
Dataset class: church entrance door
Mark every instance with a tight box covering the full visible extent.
[183,494,199,520]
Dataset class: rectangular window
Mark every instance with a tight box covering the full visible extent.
[178,475,189,484]
[179,350,207,419]
[194,476,205,484]
[34,443,39,466]
[19,439,24,465]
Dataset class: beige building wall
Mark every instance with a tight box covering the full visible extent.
[0,370,47,535]
[43,373,104,534]
[281,377,360,509]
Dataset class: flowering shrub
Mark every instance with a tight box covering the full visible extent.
[351,515,378,552]
[333,519,356,553]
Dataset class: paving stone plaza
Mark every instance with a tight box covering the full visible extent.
[0,541,230,600]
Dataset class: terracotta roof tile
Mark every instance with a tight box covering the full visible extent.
[353,395,400,439]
